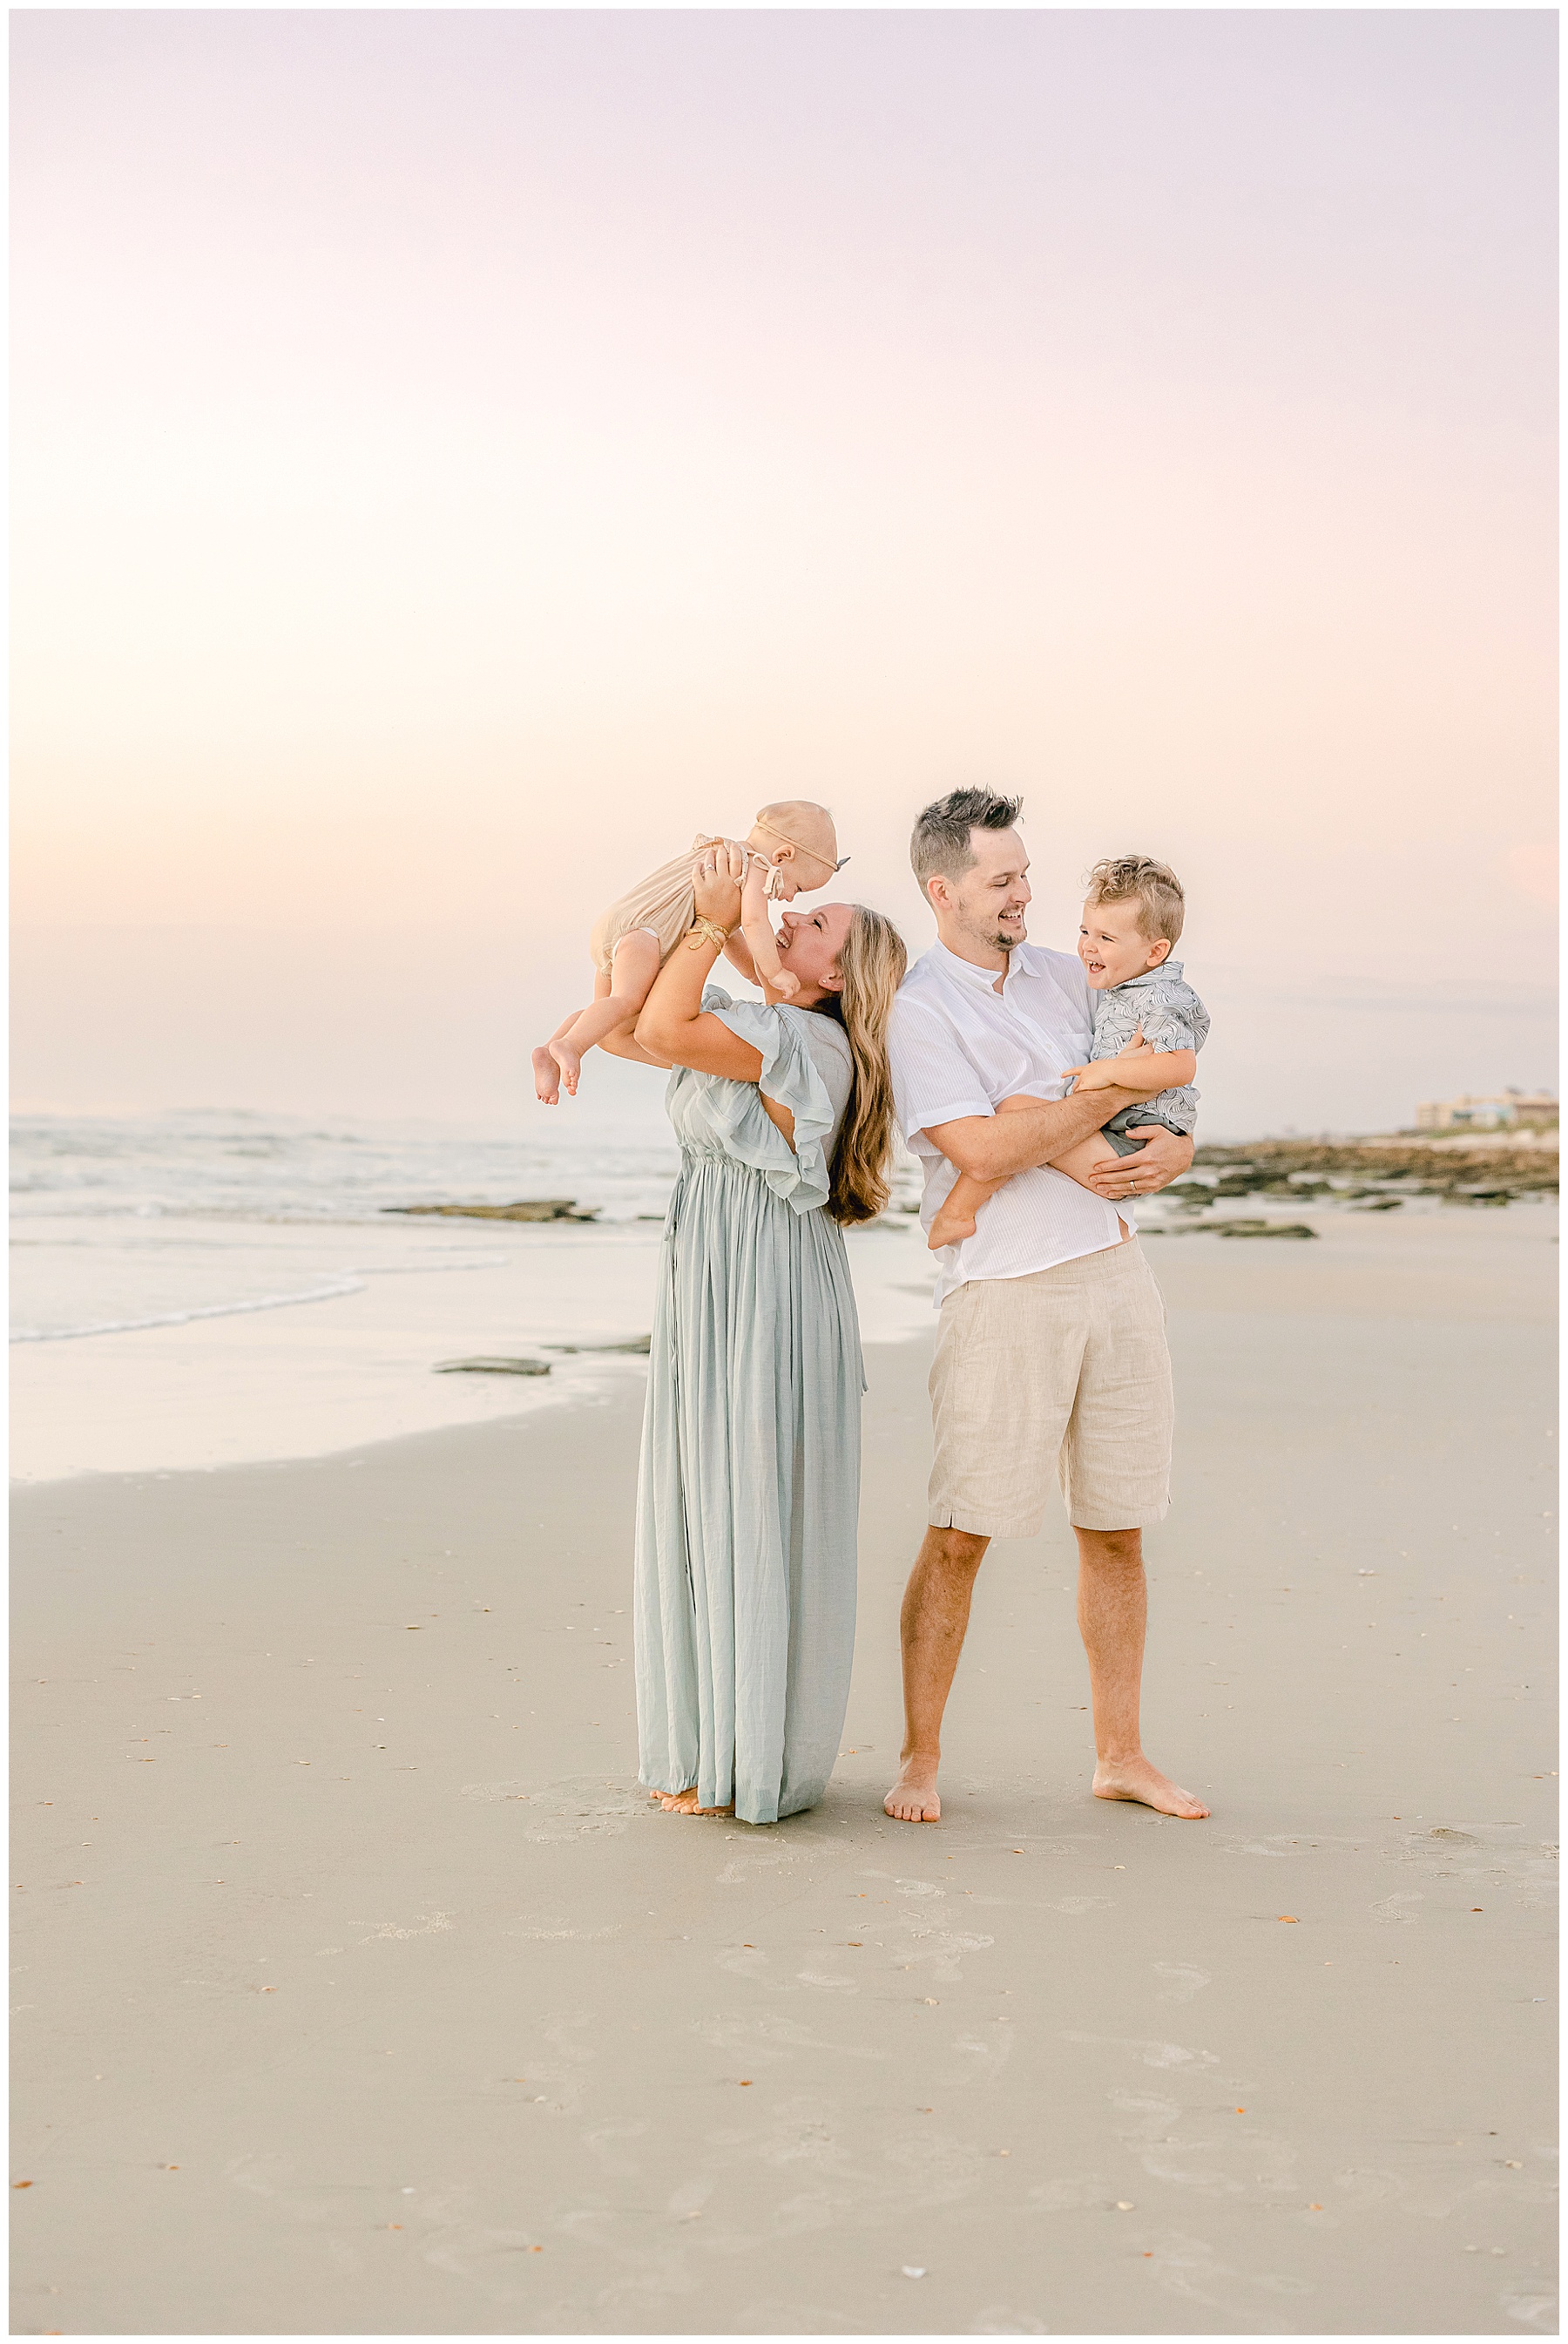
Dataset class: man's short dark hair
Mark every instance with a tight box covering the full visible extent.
[910,789,1024,891]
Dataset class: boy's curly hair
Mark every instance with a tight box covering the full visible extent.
[1085,856,1186,946]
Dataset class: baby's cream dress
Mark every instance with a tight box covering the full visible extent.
[588,835,736,977]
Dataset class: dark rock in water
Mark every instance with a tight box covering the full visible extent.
[546,1336,652,1356]
[1214,1220,1318,1240]
[387,1200,599,1223]
[434,1356,551,1375]
[1151,1218,1318,1241]
[1351,1197,1403,1211]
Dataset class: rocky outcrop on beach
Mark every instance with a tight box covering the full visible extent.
[1154,1216,1317,1239]
[387,1199,600,1223]
[1188,1138,1557,1208]
[431,1336,652,1375]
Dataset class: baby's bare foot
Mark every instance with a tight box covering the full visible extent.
[927,1206,977,1253]
[550,1040,582,1098]
[884,1758,942,1823]
[1092,1755,1209,1819]
[532,1045,561,1105]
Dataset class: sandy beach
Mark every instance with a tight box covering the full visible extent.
[10,1202,1557,2335]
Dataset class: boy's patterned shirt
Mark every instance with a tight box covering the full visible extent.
[1087,959,1208,1139]
[1090,959,1209,1061]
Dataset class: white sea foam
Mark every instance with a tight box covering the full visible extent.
[11,1275,369,1344]
[11,1250,524,1345]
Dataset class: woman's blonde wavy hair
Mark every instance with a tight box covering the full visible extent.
[816,905,908,1227]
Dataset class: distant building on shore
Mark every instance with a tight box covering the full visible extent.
[1416,1087,1558,1132]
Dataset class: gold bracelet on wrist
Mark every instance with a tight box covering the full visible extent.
[686,916,733,952]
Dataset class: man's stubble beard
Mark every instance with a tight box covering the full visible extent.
[956,902,1027,959]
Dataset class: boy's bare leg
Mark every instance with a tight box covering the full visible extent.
[1051,1128,1128,1190]
[1077,1527,1209,1819]
[884,1527,990,1820]
[926,1095,1042,1250]
[543,932,662,1099]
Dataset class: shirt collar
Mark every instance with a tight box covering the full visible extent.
[1109,957,1182,990]
[931,938,1015,994]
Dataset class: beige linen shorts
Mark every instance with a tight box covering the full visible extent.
[928,1237,1173,1539]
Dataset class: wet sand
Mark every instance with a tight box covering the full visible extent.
[10,1206,1558,2334]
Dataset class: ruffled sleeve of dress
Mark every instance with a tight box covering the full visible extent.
[690,986,839,1214]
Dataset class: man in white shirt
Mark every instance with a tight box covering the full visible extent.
[883,789,1209,1826]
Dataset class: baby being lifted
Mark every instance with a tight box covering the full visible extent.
[533,800,844,1102]
[928,855,1209,1250]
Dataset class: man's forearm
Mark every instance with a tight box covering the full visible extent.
[930,1087,1140,1181]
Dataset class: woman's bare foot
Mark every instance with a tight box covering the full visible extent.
[927,1203,977,1253]
[655,1787,733,1815]
[884,1758,942,1822]
[1092,1756,1209,1819]
[532,1045,562,1105]
[549,1040,582,1098]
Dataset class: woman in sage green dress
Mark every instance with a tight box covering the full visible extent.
[606,842,906,1826]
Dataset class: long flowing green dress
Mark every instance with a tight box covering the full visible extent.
[635,987,864,1826]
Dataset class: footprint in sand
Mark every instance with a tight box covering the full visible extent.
[1031,2173,1113,2212]
[1154,1962,1212,2005]
[1501,2293,1558,2332]
[717,1850,787,1885]
[361,1911,452,1942]
[1333,2167,1405,2205]
[1064,2029,1217,2071]
[459,1777,640,1839]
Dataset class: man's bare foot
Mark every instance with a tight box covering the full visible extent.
[884,1758,942,1822]
[532,1045,561,1105]
[927,1204,977,1253]
[655,1787,734,1815]
[549,1040,582,1098]
[1092,1756,1209,1819]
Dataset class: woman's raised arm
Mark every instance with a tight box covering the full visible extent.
[598,1026,673,1070]
[633,844,797,1144]
[633,843,760,1079]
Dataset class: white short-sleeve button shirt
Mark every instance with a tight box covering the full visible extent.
[889,939,1127,1304]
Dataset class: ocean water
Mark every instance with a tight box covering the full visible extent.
[15,1106,1501,1482]
[10,1106,936,1479]
[11,1105,692,1344]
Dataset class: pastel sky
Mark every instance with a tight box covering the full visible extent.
[11,8,1557,1132]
